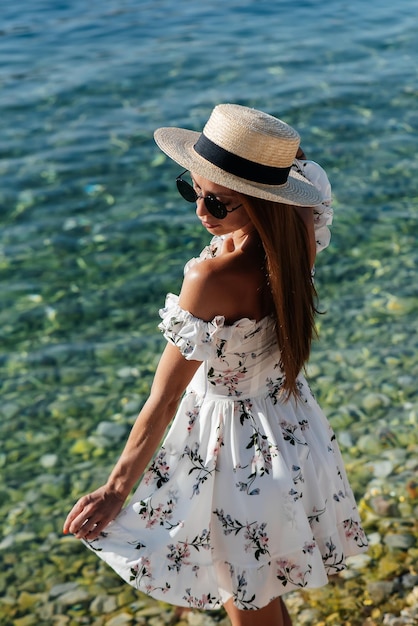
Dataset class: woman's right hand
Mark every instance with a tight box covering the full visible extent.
[63,485,126,540]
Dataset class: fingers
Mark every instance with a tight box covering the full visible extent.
[63,494,92,535]
[64,510,107,540]
[63,495,100,538]
[75,517,107,541]
[63,490,124,539]
[83,518,108,540]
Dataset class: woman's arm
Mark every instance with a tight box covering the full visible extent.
[63,343,201,540]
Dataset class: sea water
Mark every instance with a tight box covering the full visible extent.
[1,0,417,623]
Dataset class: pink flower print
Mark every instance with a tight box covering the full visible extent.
[296,380,311,403]
[167,541,191,572]
[280,419,309,448]
[243,521,269,560]
[276,558,312,588]
[308,504,327,525]
[212,428,224,456]
[302,540,317,555]
[129,556,153,587]
[145,504,162,528]
[207,366,247,396]
[186,406,199,433]
[266,375,285,404]
[183,589,219,609]
[142,462,158,486]
[143,449,170,487]
[343,518,368,548]
[296,569,306,582]
[136,491,179,530]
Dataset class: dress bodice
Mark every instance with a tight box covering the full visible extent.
[159,293,285,399]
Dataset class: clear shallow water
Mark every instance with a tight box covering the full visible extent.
[1,1,418,623]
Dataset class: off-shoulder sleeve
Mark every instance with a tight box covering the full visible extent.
[158,293,226,361]
[313,203,333,254]
[293,159,333,254]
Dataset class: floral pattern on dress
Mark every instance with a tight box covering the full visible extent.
[288,463,305,502]
[207,365,247,396]
[185,399,201,433]
[135,490,180,529]
[129,557,171,595]
[321,538,346,574]
[343,518,368,548]
[213,509,270,562]
[181,442,217,497]
[234,400,279,495]
[228,566,260,610]
[167,529,211,573]
[83,250,368,612]
[183,588,221,610]
[280,418,309,449]
[266,375,313,405]
[206,349,257,396]
[266,375,286,404]
[142,449,170,488]
[276,555,312,588]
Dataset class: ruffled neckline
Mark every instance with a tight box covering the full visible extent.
[162,293,274,334]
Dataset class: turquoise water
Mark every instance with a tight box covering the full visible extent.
[1,1,418,623]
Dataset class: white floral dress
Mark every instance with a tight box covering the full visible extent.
[84,228,368,612]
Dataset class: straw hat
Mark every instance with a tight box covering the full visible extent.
[154,103,322,206]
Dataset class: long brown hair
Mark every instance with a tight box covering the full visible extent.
[244,196,318,398]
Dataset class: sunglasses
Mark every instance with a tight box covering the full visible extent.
[176,170,243,219]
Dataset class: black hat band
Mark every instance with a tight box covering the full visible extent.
[193,133,291,186]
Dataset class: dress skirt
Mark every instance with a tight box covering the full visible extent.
[83,293,368,611]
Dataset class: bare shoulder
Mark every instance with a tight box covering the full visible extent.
[178,255,232,321]
[178,237,267,323]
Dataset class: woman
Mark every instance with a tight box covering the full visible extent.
[64,104,367,626]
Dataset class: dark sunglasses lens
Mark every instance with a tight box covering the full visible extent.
[205,197,227,219]
[176,176,228,219]
[176,179,197,203]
